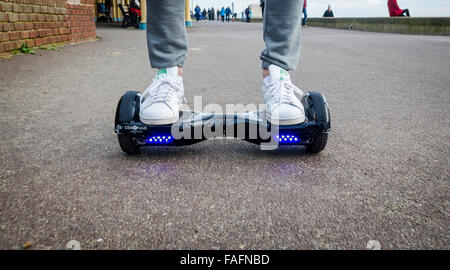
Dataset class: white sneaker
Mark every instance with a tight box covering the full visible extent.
[262,64,305,125]
[139,67,184,125]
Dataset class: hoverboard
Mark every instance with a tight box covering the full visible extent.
[114,91,330,154]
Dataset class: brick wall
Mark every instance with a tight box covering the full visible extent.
[67,0,96,42]
[0,0,96,53]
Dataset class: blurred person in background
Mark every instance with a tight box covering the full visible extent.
[245,6,250,22]
[202,8,207,20]
[388,0,410,17]
[194,4,201,21]
[221,7,225,22]
[323,4,334,17]
[225,6,232,22]
[211,7,215,21]
[302,0,307,26]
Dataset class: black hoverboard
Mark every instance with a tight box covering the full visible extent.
[114,91,330,155]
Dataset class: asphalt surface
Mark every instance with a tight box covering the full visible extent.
[0,21,449,250]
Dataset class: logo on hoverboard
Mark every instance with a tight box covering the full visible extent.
[124,125,147,134]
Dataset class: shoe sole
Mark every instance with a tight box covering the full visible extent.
[139,113,179,125]
[267,113,305,125]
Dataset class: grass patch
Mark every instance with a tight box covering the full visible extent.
[20,44,36,54]
[38,44,60,51]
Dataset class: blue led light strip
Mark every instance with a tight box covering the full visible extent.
[147,135,174,144]
[275,134,300,144]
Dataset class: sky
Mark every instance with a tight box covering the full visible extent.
[190,0,450,17]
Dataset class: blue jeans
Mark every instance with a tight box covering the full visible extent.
[302,8,307,26]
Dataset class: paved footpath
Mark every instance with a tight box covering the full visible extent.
[0,21,449,249]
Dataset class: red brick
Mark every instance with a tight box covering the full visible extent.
[0,12,6,22]
[8,13,18,22]
[25,39,35,47]
[20,31,30,39]
[29,30,38,38]
[27,14,37,22]
[0,44,4,53]
[24,22,33,30]
[24,5,33,13]
[9,32,19,40]
[0,3,13,13]
[41,6,49,13]
[3,22,14,31]
[0,32,8,42]
[16,40,25,48]
[32,5,40,13]
[55,7,66,14]
[12,4,22,13]
[3,41,18,51]
[18,13,30,22]
[34,37,45,46]
[14,22,25,31]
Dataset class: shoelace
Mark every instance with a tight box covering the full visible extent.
[266,79,304,108]
[140,78,185,108]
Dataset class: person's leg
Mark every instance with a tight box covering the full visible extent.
[399,9,410,17]
[146,0,187,68]
[303,8,307,26]
[301,9,305,25]
[261,0,305,125]
[261,0,303,71]
[141,0,186,125]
